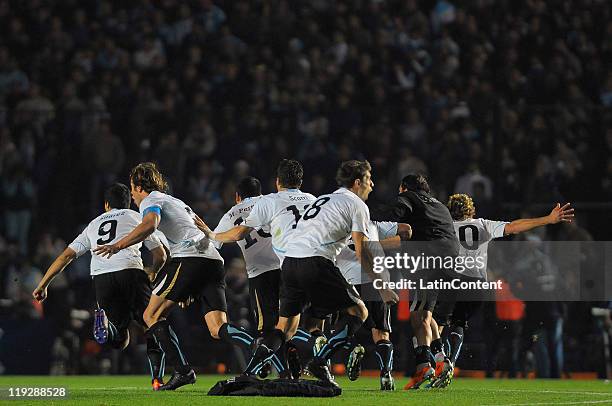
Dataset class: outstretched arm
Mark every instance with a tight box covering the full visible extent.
[33,247,77,302]
[194,214,252,242]
[504,203,574,235]
[94,212,160,258]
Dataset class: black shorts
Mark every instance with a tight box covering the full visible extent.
[93,269,151,331]
[152,257,227,314]
[249,269,281,332]
[280,256,361,319]
[433,275,487,326]
[356,283,392,332]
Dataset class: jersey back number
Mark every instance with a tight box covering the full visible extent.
[97,220,118,245]
[234,217,271,249]
[457,225,480,250]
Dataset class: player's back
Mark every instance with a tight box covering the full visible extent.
[243,189,316,261]
[214,196,279,277]
[453,217,507,280]
[139,191,222,261]
[71,209,149,276]
[284,188,370,262]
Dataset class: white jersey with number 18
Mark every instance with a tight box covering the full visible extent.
[284,188,371,262]
[242,189,316,263]
[69,209,163,276]
[214,196,280,278]
[453,217,508,280]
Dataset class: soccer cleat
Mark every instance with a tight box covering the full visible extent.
[380,371,395,391]
[93,308,108,344]
[158,369,196,391]
[257,361,272,379]
[313,335,328,356]
[152,378,164,391]
[306,358,338,387]
[346,344,365,381]
[430,360,454,388]
[287,345,301,379]
[404,364,435,390]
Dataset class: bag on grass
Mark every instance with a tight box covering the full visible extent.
[208,375,342,397]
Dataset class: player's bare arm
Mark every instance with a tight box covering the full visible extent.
[194,213,252,242]
[32,247,77,303]
[504,203,574,235]
[143,245,167,282]
[94,212,160,258]
[353,231,399,305]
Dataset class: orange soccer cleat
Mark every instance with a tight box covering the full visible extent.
[152,378,164,391]
[404,364,435,390]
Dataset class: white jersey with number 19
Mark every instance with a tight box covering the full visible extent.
[139,191,223,261]
[453,217,508,280]
[69,209,163,276]
[242,189,316,263]
[214,196,279,278]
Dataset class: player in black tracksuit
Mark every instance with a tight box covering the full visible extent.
[372,173,459,389]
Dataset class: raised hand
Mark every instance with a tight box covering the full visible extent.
[548,203,575,224]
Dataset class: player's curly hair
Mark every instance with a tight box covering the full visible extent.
[447,194,476,221]
[130,162,168,193]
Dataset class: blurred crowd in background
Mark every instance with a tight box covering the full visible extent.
[0,0,611,377]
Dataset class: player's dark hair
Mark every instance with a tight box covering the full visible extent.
[401,173,430,194]
[277,159,303,188]
[237,176,262,199]
[104,183,131,209]
[336,160,372,188]
[447,194,476,220]
[130,162,168,193]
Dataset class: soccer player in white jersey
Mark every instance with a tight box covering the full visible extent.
[430,194,575,387]
[234,160,398,385]
[94,163,254,390]
[32,183,168,390]
[195,159,317,377]
[212,176,293,378]
[337,220,412,390]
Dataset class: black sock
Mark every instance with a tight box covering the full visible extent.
[218,323,255,352]
[150,320,190,374]
[375,339,394,373]
[270,341,288,374]
[289,327,313,359]
[315,315,362,360]
[145,329,165,380]
[244,329,285,374]
[415,345,431,366]
[107,320,118,342]
[448,325,465,365]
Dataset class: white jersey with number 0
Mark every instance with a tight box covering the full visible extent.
[139,191,223,261]
[69,209,164,276]
[452,217,508,280]
[337,221,398,285]
[214,196,279,278]
[284,188,371,262]
[242,189,316,263]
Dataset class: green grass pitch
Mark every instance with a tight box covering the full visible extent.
[1,375,612,405]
